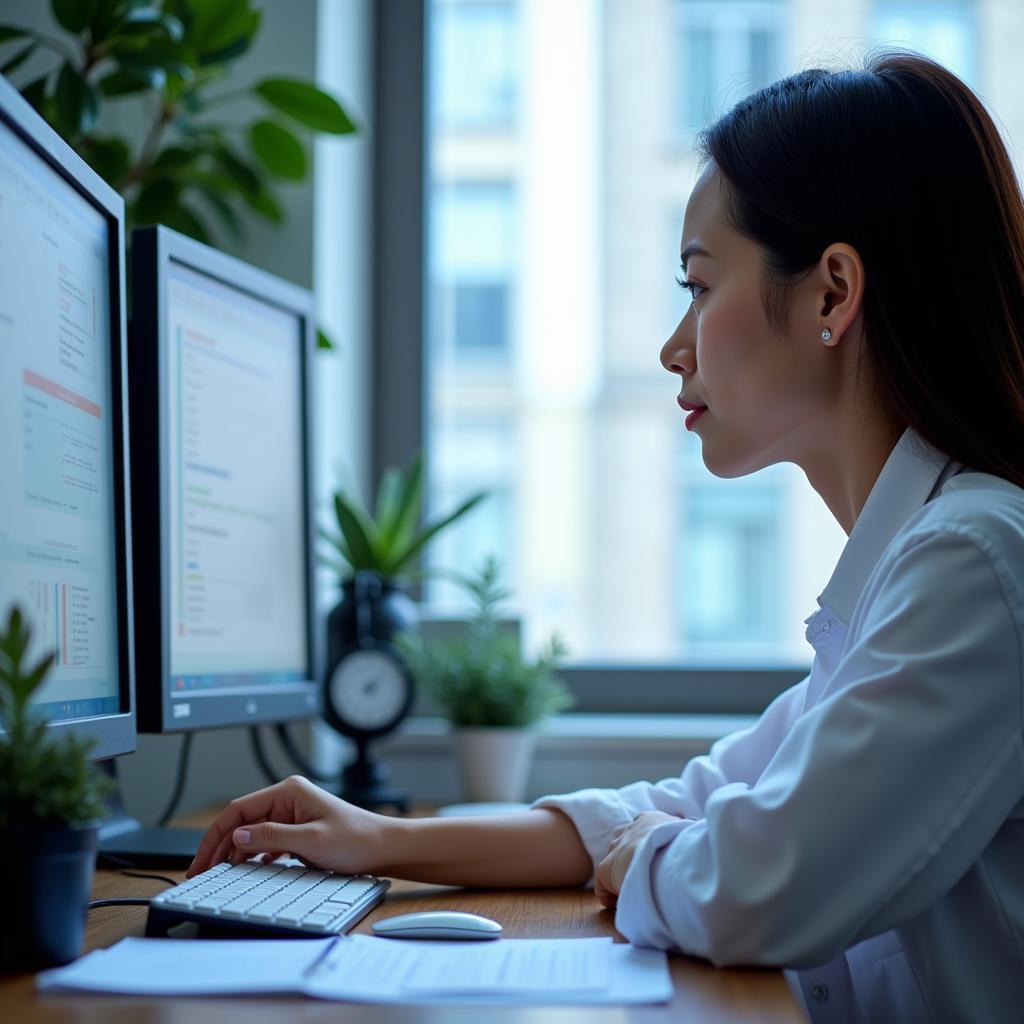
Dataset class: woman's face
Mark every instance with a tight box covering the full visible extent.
[661,168,835,478]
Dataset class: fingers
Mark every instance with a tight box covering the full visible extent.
[188,777,309,877]
[230,820,321,866]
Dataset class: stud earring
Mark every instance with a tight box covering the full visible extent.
[821,328,832,342]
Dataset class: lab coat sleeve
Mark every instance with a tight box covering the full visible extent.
[532,673,810,867]
[614,526,1024,967]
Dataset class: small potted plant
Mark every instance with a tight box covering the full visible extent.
[319,451,487,652]
[397,558,574,803]
[0,606,113,972]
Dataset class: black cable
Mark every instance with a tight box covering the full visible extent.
[87,898,152,910]
[273,722,342,785]
[119,869,177,887]
[156,732,194,826]
[249,725,281,786]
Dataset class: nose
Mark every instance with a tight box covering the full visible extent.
[660,306,696,377]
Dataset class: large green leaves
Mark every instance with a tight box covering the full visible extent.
[255,78,356,134]
[51,0,98,34]
[55,65,99,139]
[248,119,306,179]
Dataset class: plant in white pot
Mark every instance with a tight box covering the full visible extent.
[396,558,573,804]
[0,606,113,972]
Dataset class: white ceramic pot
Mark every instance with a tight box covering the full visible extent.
[453,727,538,803]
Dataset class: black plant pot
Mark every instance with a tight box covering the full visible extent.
[0,821,98,972]
[326,575,418,660]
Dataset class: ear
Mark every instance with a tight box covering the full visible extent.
[814,243,865,347]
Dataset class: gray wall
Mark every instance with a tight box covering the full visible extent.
[2,0,372,821]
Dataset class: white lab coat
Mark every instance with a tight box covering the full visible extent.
[535,429,1024,1023]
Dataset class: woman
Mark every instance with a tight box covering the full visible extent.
[189,51,1024,1022]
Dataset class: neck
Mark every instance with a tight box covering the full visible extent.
[801,412,903,535]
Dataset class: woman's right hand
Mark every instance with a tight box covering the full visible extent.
[186,775,391,878]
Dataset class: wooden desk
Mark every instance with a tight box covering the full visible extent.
[1,863,805,1023]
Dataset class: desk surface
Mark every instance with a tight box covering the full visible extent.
[1,865,805,1023]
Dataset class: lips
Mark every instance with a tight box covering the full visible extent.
[677,396,708,430]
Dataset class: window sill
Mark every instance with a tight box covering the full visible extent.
[375,713,758,803]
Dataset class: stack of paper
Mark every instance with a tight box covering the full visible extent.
[37,934,673,1005]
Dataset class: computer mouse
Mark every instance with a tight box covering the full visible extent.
[371,910,503,940]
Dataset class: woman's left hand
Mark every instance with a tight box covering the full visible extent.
[594,811,685,909]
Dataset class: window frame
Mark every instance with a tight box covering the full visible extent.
[373,0,809,716]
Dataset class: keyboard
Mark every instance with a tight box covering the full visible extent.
[146,859,390,939]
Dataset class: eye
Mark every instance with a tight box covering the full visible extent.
[675,275,706,301]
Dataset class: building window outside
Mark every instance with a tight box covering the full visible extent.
[422,0,995,685]
[431,0,519,132]
[677,0,783,132]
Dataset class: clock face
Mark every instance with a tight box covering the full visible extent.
[329,649,410,733]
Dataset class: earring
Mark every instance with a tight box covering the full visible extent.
[821,328,832,342]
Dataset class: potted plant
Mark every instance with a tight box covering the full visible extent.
[0,606,113,972]
[319,451,487,653]
[396,558,574,803]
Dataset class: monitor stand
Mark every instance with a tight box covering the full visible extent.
[97,760,205,868]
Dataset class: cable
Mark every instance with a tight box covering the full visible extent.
[273,723,342,785]
[156,732,194,826]
[119,869,177,887]
[249,725,281,786]
[87,898,152,910]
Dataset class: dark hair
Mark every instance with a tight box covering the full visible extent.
[699,50,1024,487]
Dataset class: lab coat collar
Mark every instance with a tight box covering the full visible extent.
[817,429,954,626]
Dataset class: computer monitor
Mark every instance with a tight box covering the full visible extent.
[96,226,320,863]
[0,75,135,759]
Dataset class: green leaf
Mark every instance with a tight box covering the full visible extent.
[1,42,37,78]
[374,468,405,545]
[134,177,179,225]
[333,493,378,570]
[118,48,193,83]
[99,67,164,96]
[55,64,100,140]
[212,142,261,200]
[254,78,355,134]
[248,119,306,179]
[0,26,27,44]
[385,491,488,576]
[250,184,282,223]
[190,0,252,54]
[19,73,49,113]
[151,144,198,172]
[317,327,334,351]
[81,135,131,186]
[52,0,97,33]
[161,202,210,244]
[122,7,185,42]
[198,9,260,66]
[389,453,424,558]
[189,178,242,240]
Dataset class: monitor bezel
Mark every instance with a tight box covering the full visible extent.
[0,75,136,760]
[131,224,321,733]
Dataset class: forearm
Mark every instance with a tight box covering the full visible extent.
[376,808,593,888]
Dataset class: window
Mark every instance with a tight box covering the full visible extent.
[377,0,997,712]
[677,1,784,132]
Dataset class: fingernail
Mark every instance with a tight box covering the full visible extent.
[235,828,252,846]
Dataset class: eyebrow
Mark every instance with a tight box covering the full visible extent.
[679,244,712,273]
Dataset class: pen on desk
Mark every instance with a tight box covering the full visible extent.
[302,936,342,978]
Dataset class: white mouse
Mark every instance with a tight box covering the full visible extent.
[371,910,503,940]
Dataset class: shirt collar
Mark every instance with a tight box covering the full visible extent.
[817,429,956,625]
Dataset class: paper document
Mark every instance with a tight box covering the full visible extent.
[37,934,673,1006]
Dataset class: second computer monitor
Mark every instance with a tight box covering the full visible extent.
[130,226,320,733]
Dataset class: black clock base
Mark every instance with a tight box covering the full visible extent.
[337,747,409,814]
[339,782,410,815]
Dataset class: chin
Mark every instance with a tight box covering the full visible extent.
[700,438,774,480]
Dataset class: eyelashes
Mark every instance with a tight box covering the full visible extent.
[675,275,706,300]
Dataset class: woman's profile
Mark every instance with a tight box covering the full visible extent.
[190,51,1024,1023]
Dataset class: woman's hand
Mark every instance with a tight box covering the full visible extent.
[594,811,683,909]
[186,775,391,878]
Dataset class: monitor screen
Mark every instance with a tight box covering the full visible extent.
[131,226,319,732]
[0,78,133,757]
